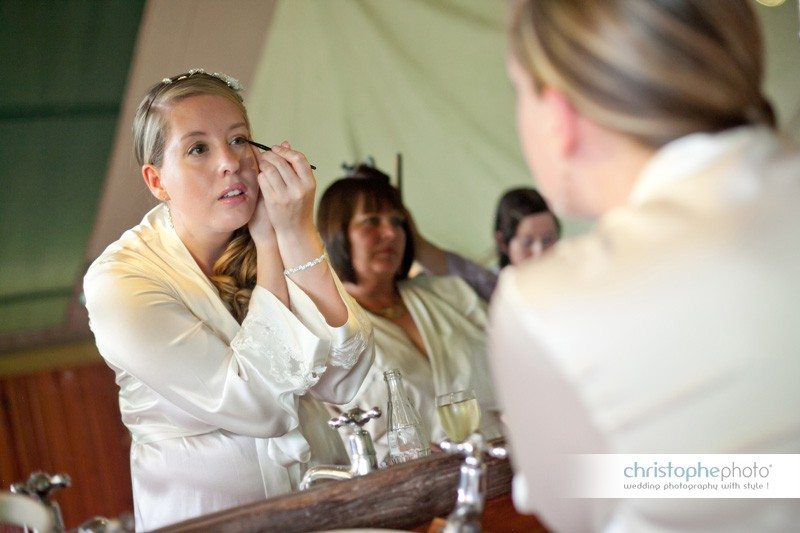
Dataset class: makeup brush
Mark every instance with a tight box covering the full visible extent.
[247,140,317,170]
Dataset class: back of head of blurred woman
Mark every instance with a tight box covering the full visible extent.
[491,1,800,531]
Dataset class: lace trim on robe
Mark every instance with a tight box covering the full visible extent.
[329,329,368,369]
[329,303,372,369]
[232,315,327,393]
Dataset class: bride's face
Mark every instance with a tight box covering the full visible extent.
[148,94,260,240]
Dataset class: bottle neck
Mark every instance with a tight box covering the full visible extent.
[384,372,405,397]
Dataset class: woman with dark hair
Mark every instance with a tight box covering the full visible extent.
[317,170,502,459]
[412,186,560,300]
[494,187,560,268]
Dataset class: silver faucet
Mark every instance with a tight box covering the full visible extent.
[11,471,71,532]
[439,432,508,533]
[300,406,382,490]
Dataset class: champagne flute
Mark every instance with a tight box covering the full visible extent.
[436,389,480,442]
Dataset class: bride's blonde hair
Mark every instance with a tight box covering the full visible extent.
[208,228,256,322]
[132,70,257,321]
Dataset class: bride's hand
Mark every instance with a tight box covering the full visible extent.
[247,188,277,250]
[252,141,317,240]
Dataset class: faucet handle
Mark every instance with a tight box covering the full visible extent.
[11,471,71,501]
[439,431,507,465]
[329,406,382,430]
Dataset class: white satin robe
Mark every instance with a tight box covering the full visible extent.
[490,126,800,532]
[339,275,502,460]
[84,205,374,531]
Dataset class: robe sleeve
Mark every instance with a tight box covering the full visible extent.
[282,273,374,405]
[443,250,498,301]
[84,259,371,439]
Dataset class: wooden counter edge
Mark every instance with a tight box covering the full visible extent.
[158,451,513,532]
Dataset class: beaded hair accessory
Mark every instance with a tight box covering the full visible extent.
[341,155,403,197]
[160,68,243,91]
[341,157,391,184]
[341,156,378,175]
[142,68,244,121]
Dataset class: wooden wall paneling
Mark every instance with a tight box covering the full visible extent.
[57,368,102,525]
[77,364,132,521]
[3,379,40,483]
[75,365,107,516]
[30,369,88,525]
[0,363,132,529]
[0,382,20,486]
[60,366,100,525]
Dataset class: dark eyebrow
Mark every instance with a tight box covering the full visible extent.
[180,122,248,141]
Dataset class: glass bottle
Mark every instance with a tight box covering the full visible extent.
[384,368,430,464]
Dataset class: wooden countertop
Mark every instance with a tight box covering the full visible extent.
[157,448,549,532]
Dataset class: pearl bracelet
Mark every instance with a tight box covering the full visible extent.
[284,253,327,276]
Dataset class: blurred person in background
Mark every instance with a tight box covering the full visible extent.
[412,186,561,300]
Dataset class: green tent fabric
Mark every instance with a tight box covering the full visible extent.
[0,1,145,335]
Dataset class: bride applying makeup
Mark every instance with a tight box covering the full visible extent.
[83,70,373,530]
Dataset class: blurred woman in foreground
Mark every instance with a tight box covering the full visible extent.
[491,1,800,531]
